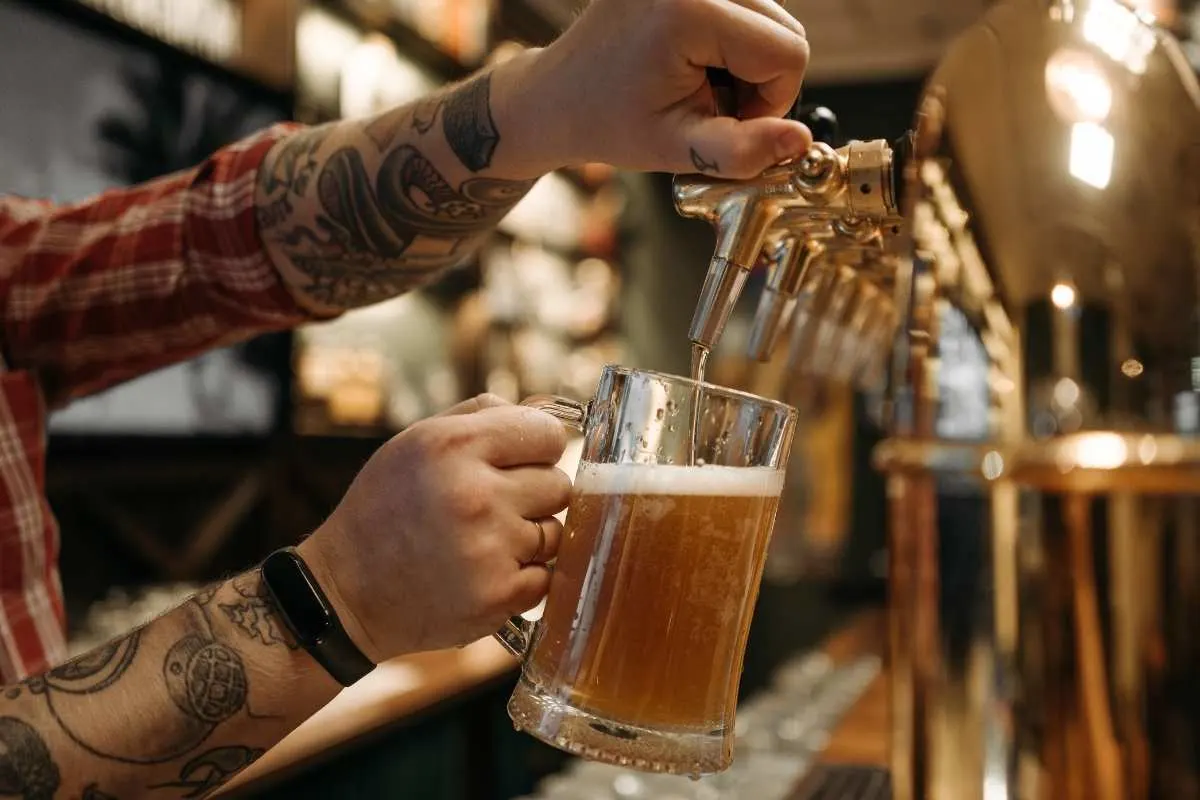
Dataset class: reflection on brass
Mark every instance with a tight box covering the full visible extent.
[673,140,903,360]
[677,0,1200,796]
[883,2,1200,797]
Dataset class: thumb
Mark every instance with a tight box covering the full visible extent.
[436,393,511,417]
[683,115,812,180]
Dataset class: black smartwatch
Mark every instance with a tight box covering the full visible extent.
[260,547,375,687]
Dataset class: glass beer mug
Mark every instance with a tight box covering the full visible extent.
[496,365,797,775]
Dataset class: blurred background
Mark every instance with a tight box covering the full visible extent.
[0,0,1194,797]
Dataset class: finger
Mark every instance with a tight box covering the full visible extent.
[684,114,813,179]
[501,465,573,519]
[436,393,510,417]
[513,516,564,566]
[683,0,809,115]
[471,405,569,467]
[506,566,553,617]
[723,0,806,40]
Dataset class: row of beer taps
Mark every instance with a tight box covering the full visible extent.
[672,103,908,399]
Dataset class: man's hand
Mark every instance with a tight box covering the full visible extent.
[526,0,813,178]
[299,396,571,661]
[257,0,811,310]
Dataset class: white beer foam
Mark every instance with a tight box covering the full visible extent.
[575,461,784,497]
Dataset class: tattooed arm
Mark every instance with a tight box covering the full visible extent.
[0,569,340,799]
[254,0,813,314]
[255,50,556,312]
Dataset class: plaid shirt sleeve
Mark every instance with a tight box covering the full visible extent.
[0,122,325,407]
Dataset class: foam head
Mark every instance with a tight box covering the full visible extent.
[574,462,785,497]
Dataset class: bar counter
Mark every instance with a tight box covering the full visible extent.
[219,604,889,798]
[221,638,518,795]
[818,612,889,769]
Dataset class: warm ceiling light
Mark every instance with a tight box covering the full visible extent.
[1051,282,1078,309]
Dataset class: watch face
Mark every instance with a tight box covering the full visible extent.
[263,551,334,645]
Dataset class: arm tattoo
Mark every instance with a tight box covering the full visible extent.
[0,578,295,799]
[148,745,264,798]
[0,716,60,800]
[219,574,299,650]
[262,137,533,308]
[442,74,499,172]
[257,127,332,230]
[25,604,250,765]
[412,97,442,136]
[259,73,535,309]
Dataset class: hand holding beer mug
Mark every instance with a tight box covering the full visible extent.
[499,366,797,776]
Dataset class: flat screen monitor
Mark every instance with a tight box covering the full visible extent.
[0,0,292,438]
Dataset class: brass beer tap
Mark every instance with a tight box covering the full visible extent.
[748,202,906,388]
[673,132,903,361]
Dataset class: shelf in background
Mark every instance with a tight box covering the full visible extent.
[7,0,294,106]
[312,0,476,81]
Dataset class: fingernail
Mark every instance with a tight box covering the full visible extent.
[777,128,811,160]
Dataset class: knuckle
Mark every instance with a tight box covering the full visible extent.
[548,468,573,509]
[472,392,510,410]
[439,422,478,452]
[409,419,470,457]
[443,473,494,521]
[524,409,569,455]
[483,578,522,614]
[792,36,810,69]
[464,529,504,566]
[652,0,697,22]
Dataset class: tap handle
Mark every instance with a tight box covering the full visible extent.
[706,67,739,117]
[789,102,841,147]
[890,130,916,210]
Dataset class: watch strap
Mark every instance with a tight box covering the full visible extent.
[260,547,375,687]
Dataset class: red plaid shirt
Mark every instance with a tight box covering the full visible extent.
[0,123,315,681]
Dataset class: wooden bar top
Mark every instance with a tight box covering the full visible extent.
[820,611,889,769]
[220,637,517,794]
[220,609,892,795]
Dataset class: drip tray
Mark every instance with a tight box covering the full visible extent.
[787,764,891,800]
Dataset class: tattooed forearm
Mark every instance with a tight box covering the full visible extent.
[0,571,337,798]
[257,68,539,310]
[219,573,298,650]
[0,716,60,800]
[256,127,333,231]
[442,74,499,172]
[411,96,442,136]
[149,745,265,798]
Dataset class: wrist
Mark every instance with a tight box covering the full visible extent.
[488,45,581,177]
[295,535,382,666]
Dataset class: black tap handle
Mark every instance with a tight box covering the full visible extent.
[891,130,916,208]
[706,67,739,117]
[788,101,841,147]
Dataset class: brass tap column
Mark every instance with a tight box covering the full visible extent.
[879,1,1200,798]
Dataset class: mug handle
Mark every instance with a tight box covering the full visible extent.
[493,394,588,659]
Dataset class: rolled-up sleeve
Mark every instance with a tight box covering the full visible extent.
[0,122,324,406]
